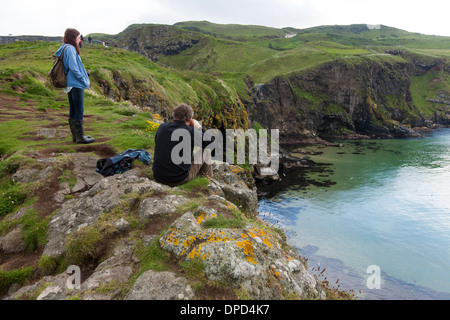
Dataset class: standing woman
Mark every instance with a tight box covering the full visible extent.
[55,28,95,144]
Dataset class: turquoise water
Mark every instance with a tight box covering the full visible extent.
[257,128,450,299]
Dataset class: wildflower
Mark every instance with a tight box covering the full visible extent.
[145,120,160,134]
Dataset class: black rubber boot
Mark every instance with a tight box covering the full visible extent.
[69,118,76,142]
[69,118,91,142]
[73,119,95,144]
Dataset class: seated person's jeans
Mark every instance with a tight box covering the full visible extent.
[164,148,213,187]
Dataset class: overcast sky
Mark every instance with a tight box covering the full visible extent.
[1,0,449,37]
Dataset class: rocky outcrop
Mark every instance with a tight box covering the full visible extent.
[159,208,325,299]
[210,163,258,215]
[97,73,167,115]
[121,25,201,62]
[42,168,169,258]
[2,152,324,300]
[125,270,195,300]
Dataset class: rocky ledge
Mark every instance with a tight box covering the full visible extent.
[1,151,325,300]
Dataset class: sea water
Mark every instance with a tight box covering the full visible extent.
[257,128,450,299]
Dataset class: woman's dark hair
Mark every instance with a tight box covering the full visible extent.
[173,103,194,122]
[63,28,81,55]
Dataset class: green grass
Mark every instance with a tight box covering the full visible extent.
[0,181,27,217]
[158,25,450,84]
[135,236,173,273]
[175,20,285,40]
[0,41,249,132]
[202,213,246,229]
[21,209,50,252]
[0,267,35,293]
[410,70,450,117]
[177,176,210,193]
[0,120,44,155]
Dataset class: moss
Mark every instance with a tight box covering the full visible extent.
[64,227,105,266]
[37,255,65,274]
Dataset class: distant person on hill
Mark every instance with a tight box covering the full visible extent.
[54,28,95,144]
[88,36,92,44]
[152,103,214,186]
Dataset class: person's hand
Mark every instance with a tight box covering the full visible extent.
[190,119,201,129]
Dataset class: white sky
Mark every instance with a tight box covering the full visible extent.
[1,0,449,37]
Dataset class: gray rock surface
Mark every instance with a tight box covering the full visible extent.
[43,169,167,257]
[125,270,194,300]
[211,162,258,216]
[0,226,26,253]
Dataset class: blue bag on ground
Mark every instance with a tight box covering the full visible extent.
[96,149,152,177]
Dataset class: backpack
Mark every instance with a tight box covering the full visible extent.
[48,45,68,88]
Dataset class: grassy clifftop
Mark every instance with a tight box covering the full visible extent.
[0,41,249,136]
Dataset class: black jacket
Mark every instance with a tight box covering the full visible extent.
[152,121,214,184]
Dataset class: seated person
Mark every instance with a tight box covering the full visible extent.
[152,103,214,186]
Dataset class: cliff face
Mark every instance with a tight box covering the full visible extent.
[245,57,449,143]
[121,26,202,62]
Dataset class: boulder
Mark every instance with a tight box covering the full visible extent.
[210,162,258,216]
[0,226,26,253]
[137,194,188,220]
[125,270,194,300]
[160,208,326,300]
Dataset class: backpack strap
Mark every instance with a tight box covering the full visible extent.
[59,44,70,74]
[59,44,69,57]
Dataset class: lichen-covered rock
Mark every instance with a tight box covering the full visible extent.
[160,205,326,300]
[43,169,169,258]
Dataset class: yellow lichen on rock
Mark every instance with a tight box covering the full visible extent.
[236,239,257,264]
[196,212,206,225]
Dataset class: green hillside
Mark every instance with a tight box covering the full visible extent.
[92,21,448,84]
[174,20,285,40]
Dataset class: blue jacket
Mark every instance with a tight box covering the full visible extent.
[55,44,90,89]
